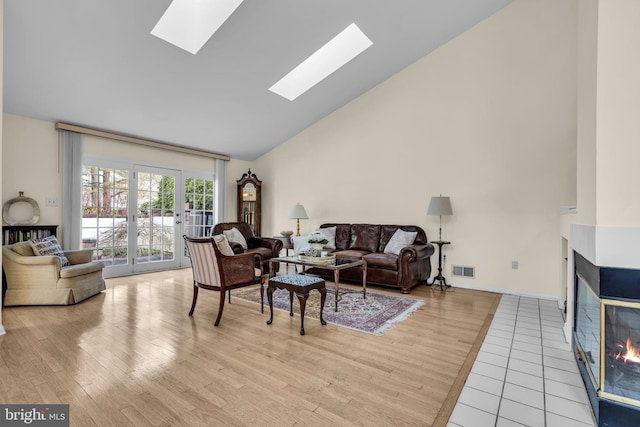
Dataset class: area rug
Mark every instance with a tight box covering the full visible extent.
[233,285,424,336]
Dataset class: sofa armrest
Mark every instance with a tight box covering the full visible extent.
[398,243,435,262]
[64,249,94,265]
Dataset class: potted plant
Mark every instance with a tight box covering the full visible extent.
[307,231,329,253]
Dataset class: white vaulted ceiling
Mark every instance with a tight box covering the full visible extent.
[4,0,513,160]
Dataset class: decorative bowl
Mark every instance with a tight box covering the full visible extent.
[280,230,294,237]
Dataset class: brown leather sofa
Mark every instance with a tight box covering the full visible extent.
[212,222,283,273]
[306,223,435,294]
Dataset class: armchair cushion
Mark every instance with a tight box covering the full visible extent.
[59,261,105,279]
[213,234,235,256]
[29,236,70,266]
[13,241,35,256]
[212,222,283,274]
[223,227,248,250]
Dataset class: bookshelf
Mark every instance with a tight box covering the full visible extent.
[2,225,58,245]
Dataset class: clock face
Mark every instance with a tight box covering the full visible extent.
[242,183,256,202]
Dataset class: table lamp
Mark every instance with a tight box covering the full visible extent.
[288,203,308,236]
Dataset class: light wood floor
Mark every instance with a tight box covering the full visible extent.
[0,268,500,426]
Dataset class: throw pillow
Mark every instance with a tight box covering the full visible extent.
[314,226,337,249]
[383,229,418,256]
[223,227,248,250]
[13,241,35,256]
[212,234,235,256]
[292,235,310,255]
[29,235,70,266]
[291,235,310,273]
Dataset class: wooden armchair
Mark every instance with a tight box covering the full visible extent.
[183,235,264,326]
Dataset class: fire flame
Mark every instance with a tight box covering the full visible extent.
[614,338,640,364]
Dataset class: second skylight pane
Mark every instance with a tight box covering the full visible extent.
[269,23,373,101]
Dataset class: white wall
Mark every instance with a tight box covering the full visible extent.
[254,0,578,299]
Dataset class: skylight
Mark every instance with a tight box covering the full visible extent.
[269,23,373,101]
[151,0,244,55]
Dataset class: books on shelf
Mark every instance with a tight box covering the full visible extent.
[2,225,58,245]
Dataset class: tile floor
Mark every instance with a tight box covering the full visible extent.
[447,294,597,427]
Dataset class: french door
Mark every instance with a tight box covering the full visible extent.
[180,173,216,265]
[133,166,181,273]
[82,162,216,277]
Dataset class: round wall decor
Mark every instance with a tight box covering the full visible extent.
[2,191,40,226]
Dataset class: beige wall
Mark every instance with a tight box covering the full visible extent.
[1,0,5,331]
[576,0,598,226]
[254,0,578,299]
[2,115,61,226]
[595,0,640,225]
[2,113,250,238]
[225,159,252,222]
[2,0,579,301]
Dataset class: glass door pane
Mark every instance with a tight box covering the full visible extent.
[135,167,180,272]
[81,166,129,268]
[182,173,215,264]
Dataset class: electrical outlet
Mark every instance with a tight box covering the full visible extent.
[512,261,519,270]
[443,254,447,263]
[45,197,58,207]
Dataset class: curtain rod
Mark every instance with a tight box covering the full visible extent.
[55,122,230,161]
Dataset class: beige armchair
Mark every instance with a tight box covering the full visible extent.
[2,241,106,306]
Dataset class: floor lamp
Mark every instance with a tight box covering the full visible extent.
[427,195,453,290]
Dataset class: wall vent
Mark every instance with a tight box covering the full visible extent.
[452,265,475,278]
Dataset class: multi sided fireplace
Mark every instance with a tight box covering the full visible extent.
[574,252,640,426]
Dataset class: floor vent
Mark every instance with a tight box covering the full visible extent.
[452,265,475,278]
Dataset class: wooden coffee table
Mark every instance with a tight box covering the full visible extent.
[269,255,367,312]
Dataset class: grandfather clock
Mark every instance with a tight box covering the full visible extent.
[237,169,262,236]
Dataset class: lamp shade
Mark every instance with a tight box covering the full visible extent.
[288,203,308,220]
[427,196,453,217]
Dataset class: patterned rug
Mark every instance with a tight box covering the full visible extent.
[233,284,424,336]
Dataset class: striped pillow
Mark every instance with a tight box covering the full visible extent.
[29,235,70,267]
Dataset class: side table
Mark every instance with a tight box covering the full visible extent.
[429,240,451,291]
[272,236,293,257]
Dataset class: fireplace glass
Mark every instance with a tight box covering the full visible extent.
[575,275,600,389]
[603,302,640,404]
